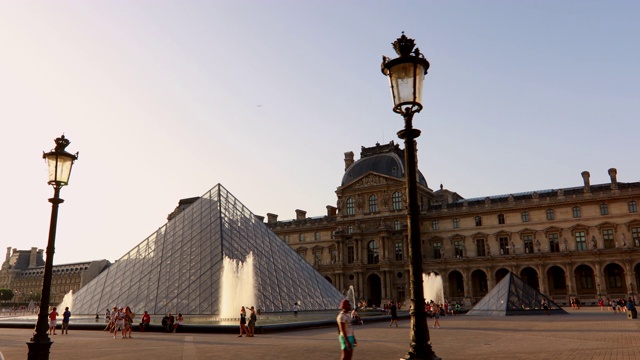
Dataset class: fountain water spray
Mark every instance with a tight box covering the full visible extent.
[57,290,74,311]
[423,273,444,305]
[219,252,256,319]
[346,285,356,308]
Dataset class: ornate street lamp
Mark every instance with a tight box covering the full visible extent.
[382,33,440,360]
[27,135,78,360]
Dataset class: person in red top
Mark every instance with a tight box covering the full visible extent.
[48,307,59,335]
[139,311,151,332]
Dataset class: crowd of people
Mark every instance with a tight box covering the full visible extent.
[103,306,135,338]
[101,306,186,337]
[601,297,637,313]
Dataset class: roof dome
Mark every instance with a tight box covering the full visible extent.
[341,142,428,187]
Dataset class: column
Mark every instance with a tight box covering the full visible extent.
[462,268,472,306]
[486,267,495,290]
[566,262,576,296]
[537,264,548,295]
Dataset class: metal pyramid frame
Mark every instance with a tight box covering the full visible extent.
[70,184,344,315]
[466,272,568,316]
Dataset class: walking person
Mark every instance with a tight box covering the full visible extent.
[433,305,441,329]
[106,307,117,332]
[338,299,357,360]
[124,306,134,338]
[61,307,71,334]
[389,300,398,327]
[114,308,125,339]
[48,307,59,335]
[293,302,299,317]
[238,306,247,337]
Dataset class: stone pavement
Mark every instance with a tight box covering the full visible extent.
[1,308,639,360]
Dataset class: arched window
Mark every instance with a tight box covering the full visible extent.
[369,195,378,213]
[367,241,380,264]
[346,197,355,215]
[392,192,402,210]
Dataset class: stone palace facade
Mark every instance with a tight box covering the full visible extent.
[0,247,110,305]
[267,141,640,307]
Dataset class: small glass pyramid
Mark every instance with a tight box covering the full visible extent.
[466,272,567,316]
[70,184,344,315]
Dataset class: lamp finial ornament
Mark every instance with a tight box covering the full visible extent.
[54,135,70,152]
[392,33,417,57]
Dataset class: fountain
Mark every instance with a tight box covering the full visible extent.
[57,290,74,311]
[423,273,444,305]
[346,285,356,308]
[219,252,256,319]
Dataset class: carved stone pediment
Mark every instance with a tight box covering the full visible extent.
[354,174,389,188]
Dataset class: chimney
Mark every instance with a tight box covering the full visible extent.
[295,209,307,220]
[266,213,278,224]
[344,151,354,171]
[5,247,10,263]
[254,215,265,223]
[581,171,590,192]
[609,168,618,189]
[326,205,337,217]
[29,247,38,268]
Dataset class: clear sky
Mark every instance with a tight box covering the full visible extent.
[1,1,638,265]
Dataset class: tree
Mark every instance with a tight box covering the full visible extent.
[0,289,14,302]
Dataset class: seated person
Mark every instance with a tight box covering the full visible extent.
[173,313,184,333]
[161,313,175,332]
[139,311,151,332]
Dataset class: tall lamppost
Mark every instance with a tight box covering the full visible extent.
[382,33,440,360]
[27,135,78,360]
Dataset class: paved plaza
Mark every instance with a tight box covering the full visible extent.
[1,308,639,360]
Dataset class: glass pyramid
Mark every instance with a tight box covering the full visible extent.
[466,272,567,316]
[71,184,345,315]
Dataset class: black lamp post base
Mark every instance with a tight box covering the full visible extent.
[402,353,442,360]
[26,340,53,360]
